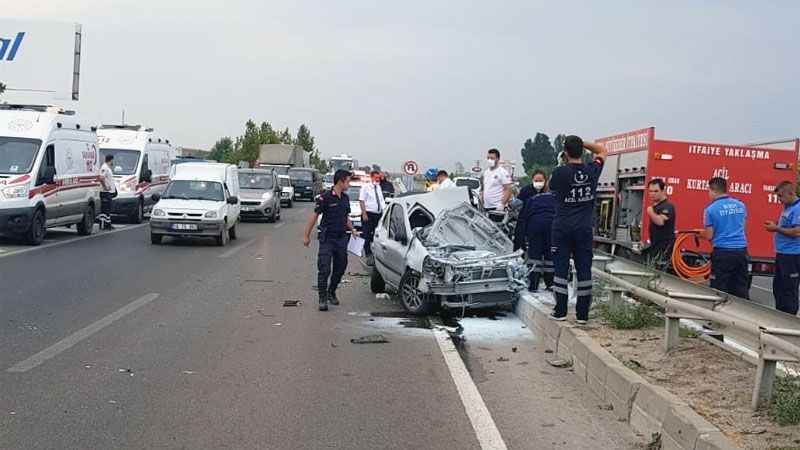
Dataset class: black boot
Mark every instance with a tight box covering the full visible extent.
[328,291,340,306]
[319,292,329,311]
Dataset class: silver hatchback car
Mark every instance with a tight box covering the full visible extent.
[237,169,282,222]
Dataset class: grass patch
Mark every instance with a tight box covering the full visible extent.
[679,327,700,338]
[597,301,662,330]
[769,376,800,426]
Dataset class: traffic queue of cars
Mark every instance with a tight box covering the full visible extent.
[0,104,321,247]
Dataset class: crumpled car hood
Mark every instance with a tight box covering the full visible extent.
[423,203,513,258]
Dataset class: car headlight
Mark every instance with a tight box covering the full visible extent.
[204,211,218,218]
[152,208,165,217]
[262,192,273,200]
[118,180,136,193]
[2,185,28,199]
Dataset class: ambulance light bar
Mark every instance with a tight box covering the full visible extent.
[774,162,792,170]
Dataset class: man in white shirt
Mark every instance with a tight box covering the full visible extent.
[359,170,385,258]
[98,154,117,230]
[437,170,457,189]
[481,148,512,222]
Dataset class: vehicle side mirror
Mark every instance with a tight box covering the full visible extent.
[40,166,56,185]
[151,193,161,202]
[142,169,153,183]
[227,196,239,205]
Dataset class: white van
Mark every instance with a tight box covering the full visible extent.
[0,104,100,245]
[97,125,173,223]
[149,163,240,246]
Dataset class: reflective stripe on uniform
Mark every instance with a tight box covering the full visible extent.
[553,277,569,285]
[577,280,593,288]
[576,288,593,296]
[552,286,569,295]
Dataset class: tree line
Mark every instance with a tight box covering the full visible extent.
[520,132,566,177]
[209,121,327,171]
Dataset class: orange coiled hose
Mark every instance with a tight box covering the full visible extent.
[671,232,711,282]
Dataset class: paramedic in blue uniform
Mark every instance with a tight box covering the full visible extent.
[517,172,539,204]
[548,136,608,323]
[700,177,749,299]
[303,170,357,311]
[514,169,555,292]
[765,181,800,315]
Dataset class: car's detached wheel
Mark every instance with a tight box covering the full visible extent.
[399,270,437,315]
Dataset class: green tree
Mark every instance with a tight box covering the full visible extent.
[259,121,279,145]
[553,134,565,157]
[278,127,293,145]
[521,132,556,174]
[296,124,327,172]
[295,124,315,153]
[209,137,233,162]
[225,120,260,166]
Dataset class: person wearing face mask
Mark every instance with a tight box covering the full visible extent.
[514,170,555,292]
[359,170,386,260]
[518,171,544,204]
[481,148,512,222]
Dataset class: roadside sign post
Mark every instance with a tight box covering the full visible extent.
[402,160,419,192]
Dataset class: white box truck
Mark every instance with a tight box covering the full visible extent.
[0,104,100,244]
[97,125,173,223]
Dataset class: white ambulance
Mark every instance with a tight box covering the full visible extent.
[97,125,173,223]
[0,104,100,245]
[150,163,240,246]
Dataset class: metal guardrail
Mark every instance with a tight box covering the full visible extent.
[591,252,800,410]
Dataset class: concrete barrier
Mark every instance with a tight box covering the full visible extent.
[516,292,739,450]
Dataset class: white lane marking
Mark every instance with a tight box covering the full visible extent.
[0,223,148,260]
[7,293,160,373]
[752,284,772,293]
[274,222,284,229]
[433,329,508,450]
[219,238,256,258]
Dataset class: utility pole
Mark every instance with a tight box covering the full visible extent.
[121,109,125,125]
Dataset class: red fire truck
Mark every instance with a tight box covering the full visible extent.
[592,127,799,276]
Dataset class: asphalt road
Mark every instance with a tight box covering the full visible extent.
[0,203,643,450]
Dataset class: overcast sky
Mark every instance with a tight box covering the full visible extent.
[5,1,799,172]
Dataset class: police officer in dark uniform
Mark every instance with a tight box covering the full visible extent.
[303,170,357,311]
[548,136,607,324]
[765,180,800,315]
[514,170,556,292]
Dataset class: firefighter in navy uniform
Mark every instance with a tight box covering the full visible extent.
[548,136,608,323]
[514,170,555,292]
[303,170,357,311]
[765,181,800,315]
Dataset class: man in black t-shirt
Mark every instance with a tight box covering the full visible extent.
[548,136,608,323]
[645,179,676,271]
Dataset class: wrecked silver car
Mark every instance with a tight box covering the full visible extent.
[370,187,528,314]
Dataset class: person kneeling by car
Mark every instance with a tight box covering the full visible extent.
[303,170,359,311]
